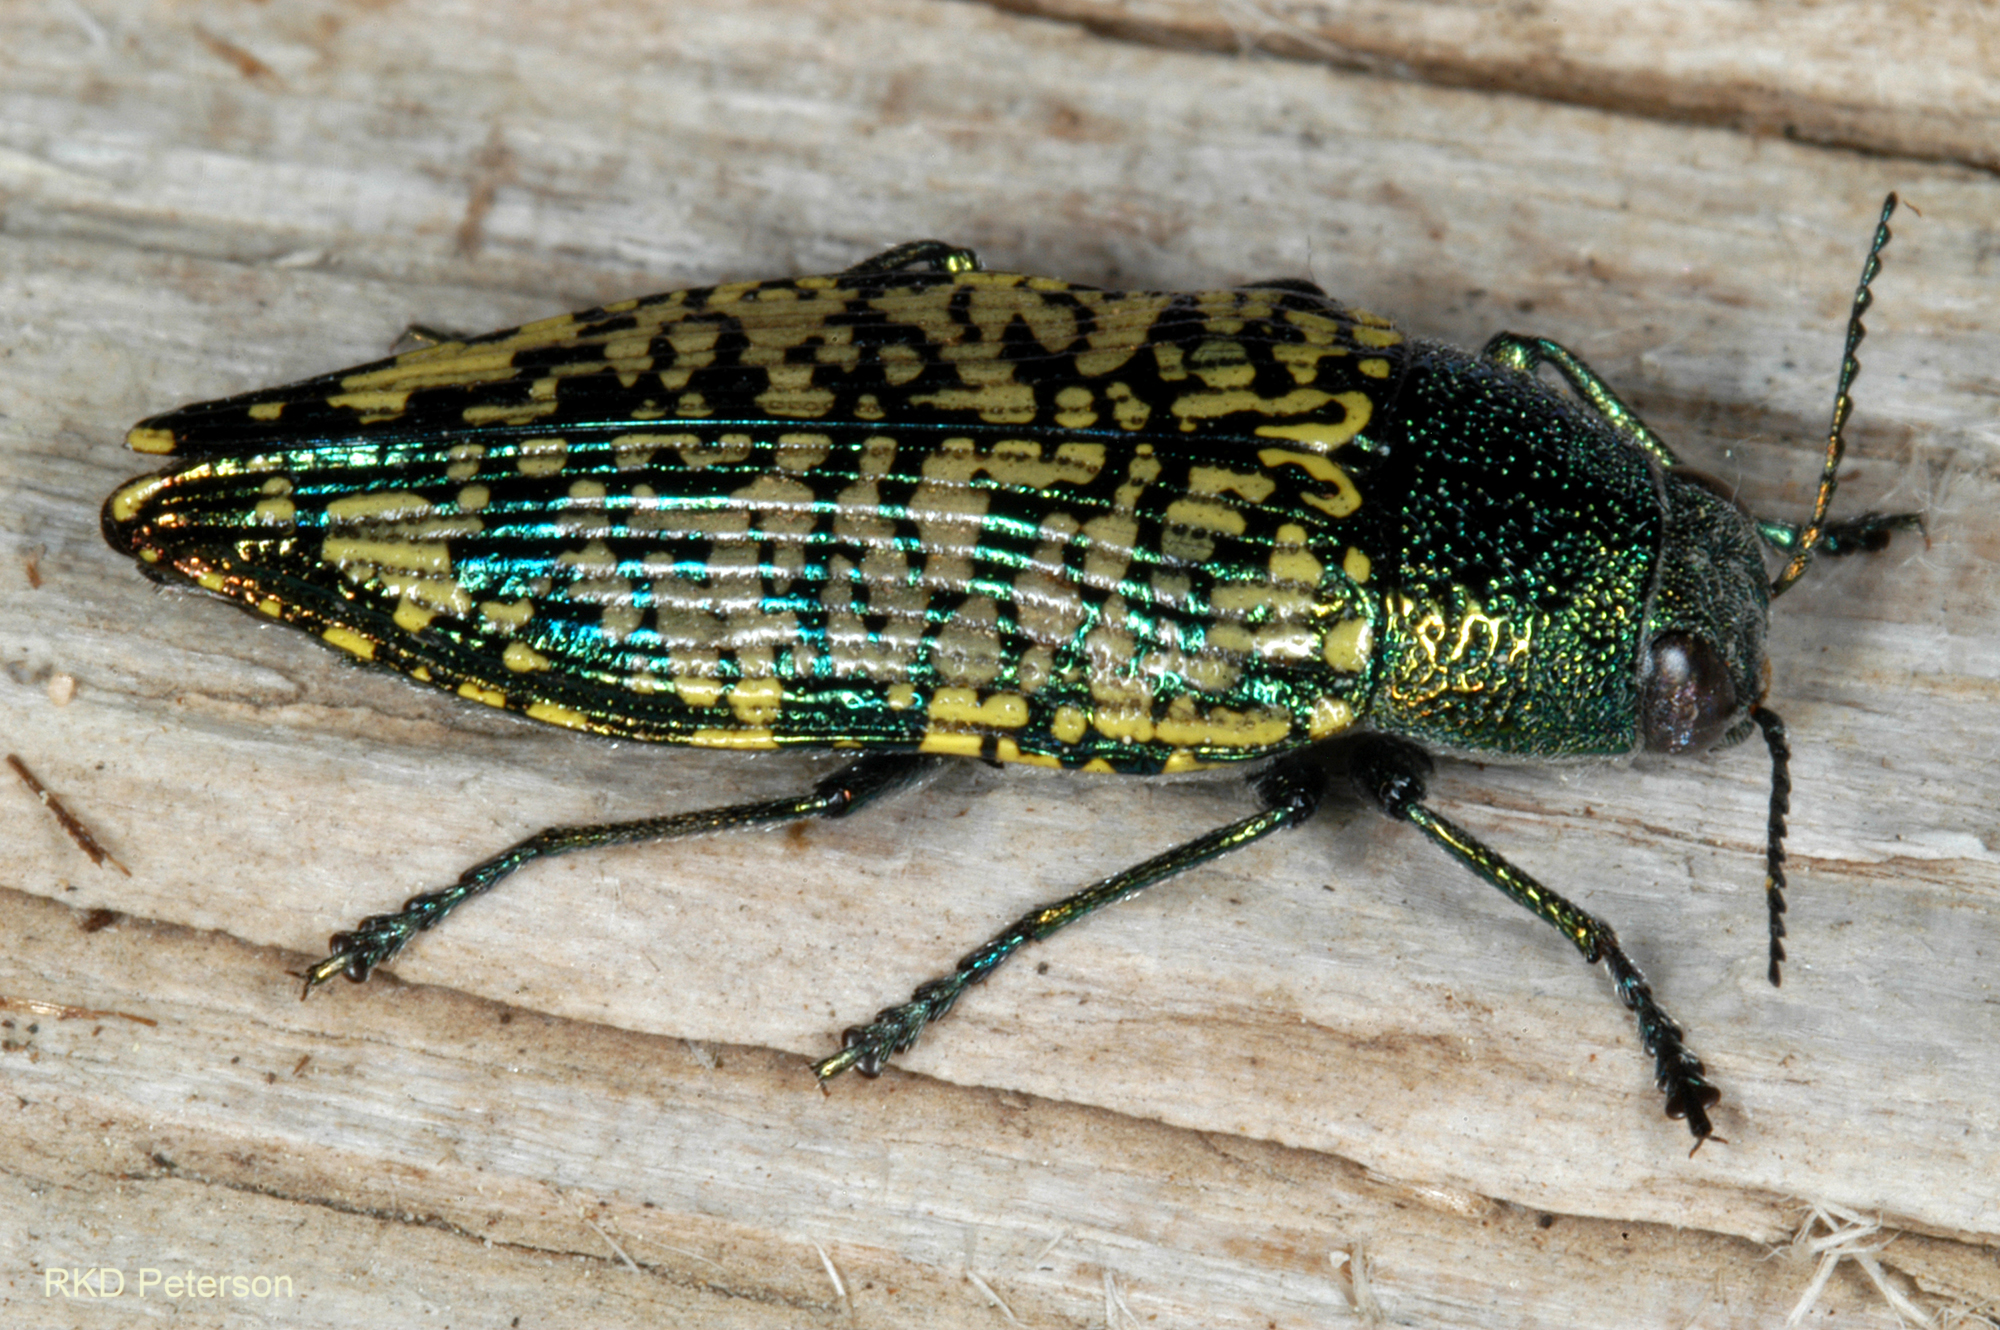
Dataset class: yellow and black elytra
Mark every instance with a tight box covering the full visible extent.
[105,205,1918,1147]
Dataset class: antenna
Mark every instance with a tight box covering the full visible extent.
[1770,194,1897,597]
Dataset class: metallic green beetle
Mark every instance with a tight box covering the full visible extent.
[104,201,1915,1146]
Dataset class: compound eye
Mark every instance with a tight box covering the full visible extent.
[1642,632,1737,753]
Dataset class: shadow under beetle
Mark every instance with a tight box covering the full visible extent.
[104,199,1920,1147]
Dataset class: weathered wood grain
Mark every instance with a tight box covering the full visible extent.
[3,1,1994,1325]
[994,0,2000,169]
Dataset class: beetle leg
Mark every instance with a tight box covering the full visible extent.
[840,240,982,276]
[1757,510,1924,558]
[814,750,1334,1082]
[1482,332,1682,471]
[301,752,939,996]
[1345,734,1721,1147]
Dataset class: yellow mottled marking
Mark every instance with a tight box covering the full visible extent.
[1253,392,1374,451]
[994,740,1063,769]
[1162,497,1247,536]
[461,400,560,428]
[456,484,490,513]
[392,599,434,633]
[910,382,1037,424]
[445,443,486,481]
[1082,758,1117,774]
[515,438,569,477]
[503,641,551,673]
[886,683,918,711]
[858,435,897,475]
[248,401,284,421]
[127,426,177,454]
[321,535,463,580]
[1273,342,1347,383]
[254,497,296,525]
[338,347,516,401]
[1187,465,1276,504]
[815,339,860,373]
[322,626,376,660]
[1308,696,1355,738]
[1323,618,1373,672]
[675,676,725,709]
[1206,622,1254,656]
[727,677,783,726]
[1359,358,1390,378]
[107,475,170,522]
[481,599,533,628]
[1172,386,1334,428]
[557,538,617,577]
[325,491,431,522]
[1284,309,1342,343]
[1053,385,1097,430]
[1051,706,1088,745]
[757,364,836,419]
[1259,448,1362,518]
[604,332,655,384]
[1076,345,1136,377]
[776,432,834,471]
[929,688,1029,730]
[459,681,507,707]
[1091,704,1155,744]
[525,701,590,730]
[1301,483,1362,520]
[606,432,679,468]
[1105,381,1151,431]
[922,436,1106,492]
[1353,326,1402,349]
[1189,338,1255,389]
[918,731,985,757]
[670,434,750,469]
[257,597,282,618]
[327,389,413,417]
[1269,524,1323,585]
[1155,696,1291,750]
[1343,547,1372,583]
[691,727,779,751]
[600,603,642,643]
[879,343,924,385]
[706,280,758,305]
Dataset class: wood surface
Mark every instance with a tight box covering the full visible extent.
[2,2,1995,1326]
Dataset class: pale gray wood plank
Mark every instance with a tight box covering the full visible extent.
[992,0,2000,170]
[2,1,1994,1325]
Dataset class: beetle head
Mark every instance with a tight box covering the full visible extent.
[1639,470,1770,753]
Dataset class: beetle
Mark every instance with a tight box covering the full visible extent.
[103,200,1916,1145]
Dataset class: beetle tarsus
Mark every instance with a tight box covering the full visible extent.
[1347,734,1720,1142]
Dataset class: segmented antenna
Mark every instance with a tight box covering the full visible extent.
[1751,707,1792,985]
[1770,194,1897,597]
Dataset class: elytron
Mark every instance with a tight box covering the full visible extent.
[105,201,1916,1145]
